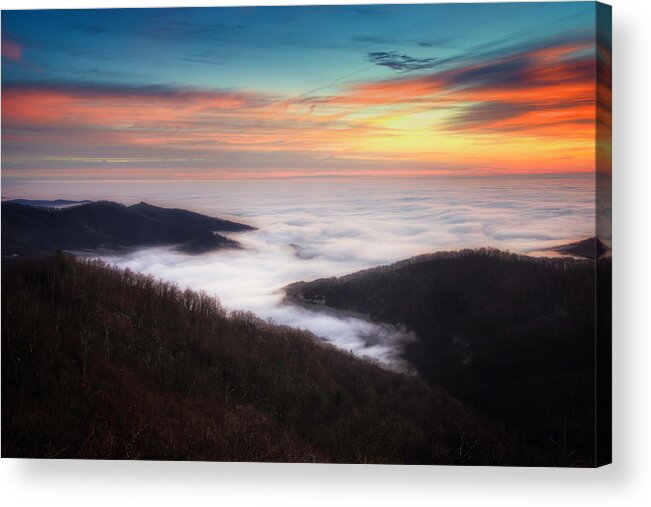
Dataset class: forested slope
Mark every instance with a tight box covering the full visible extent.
[2,255,519,464]
[286,249,608,466]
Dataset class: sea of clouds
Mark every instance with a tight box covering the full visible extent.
[6,175,599,370]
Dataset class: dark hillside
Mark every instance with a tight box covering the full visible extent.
[1,201,254,257]
[5,199,92,208]
[2,255,519,464]
[286,249,606,465]
[548,236,609,259]
[128,202,250,232]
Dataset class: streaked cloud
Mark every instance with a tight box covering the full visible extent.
[366,51,439,72]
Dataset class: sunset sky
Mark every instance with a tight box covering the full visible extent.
[1,2,611,180]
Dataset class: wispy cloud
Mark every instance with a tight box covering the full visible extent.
[366,51,439,72]
[65,19,247,42]
[311,37,597,141]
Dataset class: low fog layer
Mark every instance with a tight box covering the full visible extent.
[11,176,598,369]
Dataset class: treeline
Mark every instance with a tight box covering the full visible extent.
[303,248,585,288]
[2,254,524,464]
[287,249,609,466]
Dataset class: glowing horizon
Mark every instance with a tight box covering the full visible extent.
[1,3,611,181]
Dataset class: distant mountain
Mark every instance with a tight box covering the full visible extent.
[548,236,609,259]
[5,199,93,208]
[2,200,255,257]
[286,248,611,466]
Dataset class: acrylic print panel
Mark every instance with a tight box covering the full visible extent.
[1,2,611,466]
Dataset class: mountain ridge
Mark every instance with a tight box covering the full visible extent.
[4,198,93,208]
[1,200,255,257]
[285,247,608,466]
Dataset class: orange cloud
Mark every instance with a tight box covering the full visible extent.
[2,86,262,127]
[2,36,609,178]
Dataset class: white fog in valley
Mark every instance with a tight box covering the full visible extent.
[4,175,599,370]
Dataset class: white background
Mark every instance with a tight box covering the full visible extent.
[1,0,649,505]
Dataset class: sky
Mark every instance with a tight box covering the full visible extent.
[1,2,611,180]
